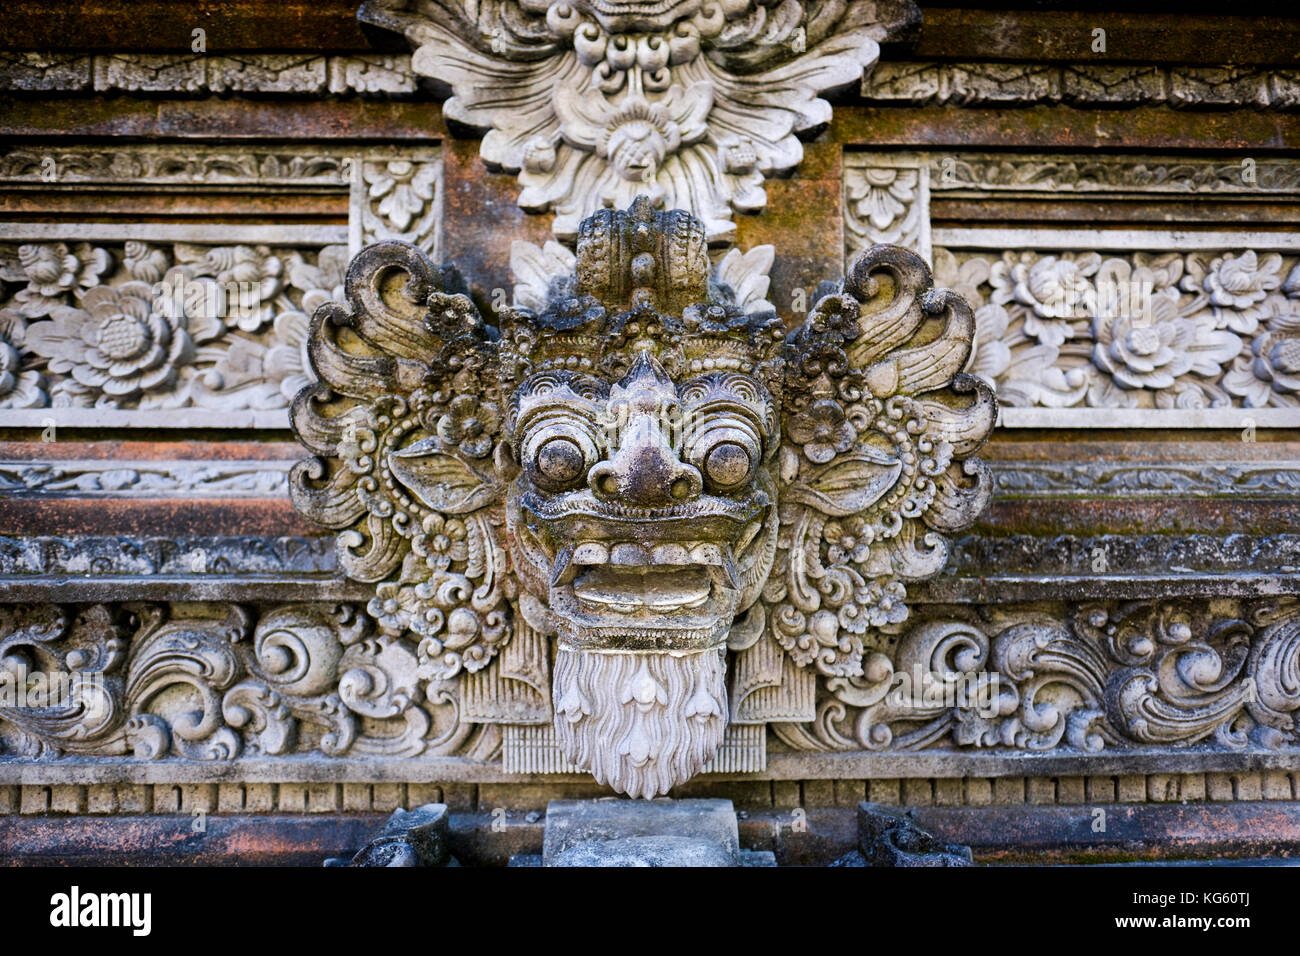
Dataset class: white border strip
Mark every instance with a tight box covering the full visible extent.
[999,407,1300,429]
[3,409,291,429]
[934,227,1299,252]
[0,222,349,245]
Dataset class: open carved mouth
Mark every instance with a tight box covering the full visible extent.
[516,490,772,649]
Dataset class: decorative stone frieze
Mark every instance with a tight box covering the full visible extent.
[0,145,442,419]
[3,597,1298,772]
[288,196,993,795]
[775,598,1300,755]
[0,52,417,95]
[933,248,1300,411]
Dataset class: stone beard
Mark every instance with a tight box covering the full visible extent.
[289,195,994,798]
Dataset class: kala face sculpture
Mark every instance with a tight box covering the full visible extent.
[290,197,994,797]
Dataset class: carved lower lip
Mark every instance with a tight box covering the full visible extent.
[572,566,714,614]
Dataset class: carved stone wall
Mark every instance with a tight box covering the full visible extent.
[0,1,1297,853]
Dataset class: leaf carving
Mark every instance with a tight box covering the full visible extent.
[388,438,497,514]
[787,447,901,517]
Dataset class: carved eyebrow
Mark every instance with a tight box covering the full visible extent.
[678,375,774,430]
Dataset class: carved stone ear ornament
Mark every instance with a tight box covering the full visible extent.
[289,195,994,796]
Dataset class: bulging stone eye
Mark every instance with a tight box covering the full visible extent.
[703,441,753,490]
[535,436,586,486]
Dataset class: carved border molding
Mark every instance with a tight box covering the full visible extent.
[7,53,1299,112]
[0,597,1296,769]
[863,62,1300,110]
[0,52,417,95]
[845,151,1300,427]
[4,456,1297,500]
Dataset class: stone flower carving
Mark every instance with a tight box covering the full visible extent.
[844,164,923,254]
[365,160,438,233]
[360,0,917,241]
[1090,256,1241,399]
[4,242,112,317]
[1224,301,1300,407]
[787,390,856,464]
[990,251,1100,347]
[1185,249,1283,333]
[1092,302,1240,394]
[175,243,284,332]
[935,248,1296,410]
[289,196,992,797]
[25,282,197,400]
[0,308,46,408]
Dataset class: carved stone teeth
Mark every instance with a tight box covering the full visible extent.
[573,542,610,565]
[688,543,725,566]
[609,543,651,566]
[650,543,691,565]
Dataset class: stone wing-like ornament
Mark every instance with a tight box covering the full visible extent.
[289,196,993,798]
[289,242,512,680]
[774,247,997,677]
[360,0,918,241]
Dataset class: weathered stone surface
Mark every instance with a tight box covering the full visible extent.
[542,798,740,867]
[335,803,453,867]
[831,802,973,867]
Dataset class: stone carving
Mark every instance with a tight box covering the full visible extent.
[0,459,294,497]
[844,154,928,262]
[0,145,442,419]
[0,53,416,95]
[932,248,1300,410]
[289,195,991,795]
[358,0,916,241]
[333,804,456,866]
[0,147,354,185]
[0,602,477,760]
[7,51,1296,111]
[0,241,338,410]
[942,533,1300,581]
[863,62,1300,111]
[4,597,1298,767]
[833,802,973,867]
[989,461,1300,499]
[774,598,1300,754]
[926,154,1300,194]
[0,536,336,577]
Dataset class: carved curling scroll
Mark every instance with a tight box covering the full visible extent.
[288,194,994,796]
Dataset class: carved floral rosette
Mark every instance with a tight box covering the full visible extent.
[285,196,993,795]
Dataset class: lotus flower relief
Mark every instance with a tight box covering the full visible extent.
[1090,256,1242,405]
[0,308,47,408]
[1224,295,1300,407]
[990,251,1100,347]
[6,242,112,317]
[24,281,197,400]
[1184,250,1283,333]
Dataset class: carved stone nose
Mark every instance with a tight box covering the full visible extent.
[589,414,703,505]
